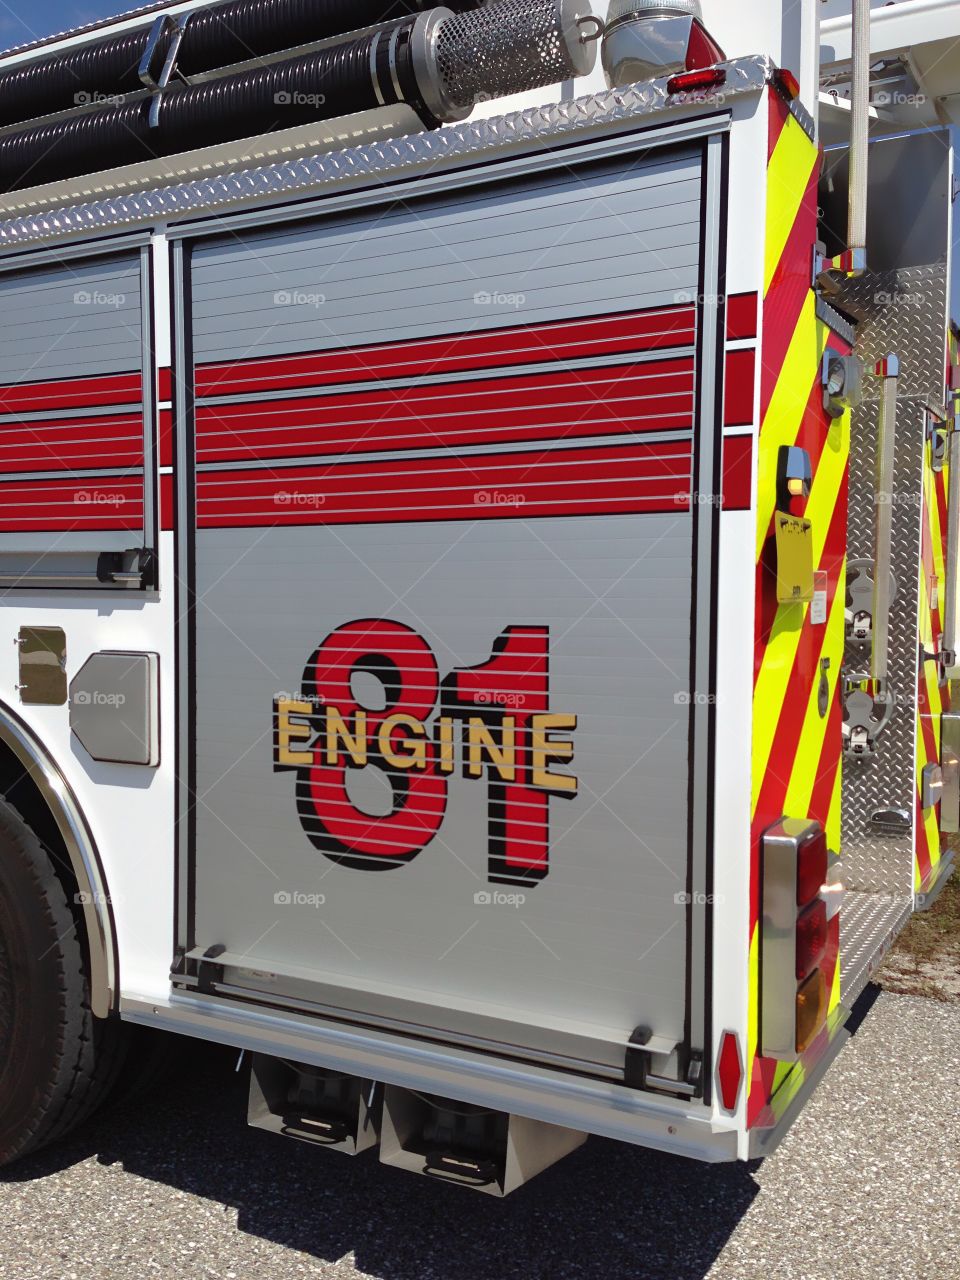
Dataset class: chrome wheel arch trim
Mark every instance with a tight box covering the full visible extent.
[0,700,116,1017]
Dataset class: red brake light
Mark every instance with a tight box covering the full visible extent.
[796,898,828,980]
[667,68,726,96]
[796,828,828,906]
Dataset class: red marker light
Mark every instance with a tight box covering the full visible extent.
[667,68,727,96]
[774,68,801,102]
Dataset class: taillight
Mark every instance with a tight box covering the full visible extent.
[796,827,829,906]
[761,819,839,1061]
[795,970,828,1054]
[795,899,827,979]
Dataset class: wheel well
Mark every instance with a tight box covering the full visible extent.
[0,736,92,987]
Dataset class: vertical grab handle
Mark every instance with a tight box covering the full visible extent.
[872,355,900,688]
[943,426,960,668]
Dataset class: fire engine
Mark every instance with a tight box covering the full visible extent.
[0,0,955,1195]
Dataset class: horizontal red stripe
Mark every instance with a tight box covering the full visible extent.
[160,473,174,531]
[195,306,697,399]
[196,443,693,528]
[195,360,695,465]
[726,293,758,341]
[0,371,142,415]
[0,412,144,474]
[159,408,174,469]
[724,349,755,427]
[722,435,753,510]
[0,475,143,531]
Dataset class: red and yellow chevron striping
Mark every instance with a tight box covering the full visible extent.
[747,91,850,1127]
[916,429,950,891]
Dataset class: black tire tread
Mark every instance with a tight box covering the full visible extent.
[0,796,128,1163]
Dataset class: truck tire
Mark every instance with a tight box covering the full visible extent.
[0,796,128,1164]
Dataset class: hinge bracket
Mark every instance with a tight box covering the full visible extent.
[625,1027,703,1099]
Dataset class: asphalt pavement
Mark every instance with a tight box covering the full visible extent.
[0,988,957,1280]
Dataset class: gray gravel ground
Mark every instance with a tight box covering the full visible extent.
[0,989,957,1280]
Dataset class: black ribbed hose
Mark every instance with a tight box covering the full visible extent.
[0,0,467,131]
[0,27,429,192]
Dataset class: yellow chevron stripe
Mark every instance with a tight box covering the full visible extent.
[755,293,826,562]
[826,761,843,855]
[783,584,845,818]
[765,119,818,295]
[747,923,759,1079]
[752,390,848,816]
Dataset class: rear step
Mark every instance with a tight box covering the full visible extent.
[248,1055,585,1195]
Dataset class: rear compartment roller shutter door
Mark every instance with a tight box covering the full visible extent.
[185,146,706,1074]
[0,254,150,586]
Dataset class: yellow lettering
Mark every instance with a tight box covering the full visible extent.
[466,716,516,781]
[531,714,578,794]
[437,715,456,775]
[379,713,427,769]
[325,708,368,767]
[276,698,313,767]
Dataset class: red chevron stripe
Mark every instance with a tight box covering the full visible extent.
[809,682,842,830]
[752,492,848,843]
[760,163,820,421]
[768,88,791,160]
[916,788,933,885]
[755,375,834,677]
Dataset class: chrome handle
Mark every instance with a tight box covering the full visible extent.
[872,354,899,687]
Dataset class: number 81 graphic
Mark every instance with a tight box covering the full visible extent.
[274,620,578,887]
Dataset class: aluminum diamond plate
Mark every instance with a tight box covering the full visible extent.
[840,890,912,1006]
[837,265,949,408]
[0,56,773,252]
[839,265,949,898]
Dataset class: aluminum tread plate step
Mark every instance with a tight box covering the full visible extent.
[840,890,913,1006]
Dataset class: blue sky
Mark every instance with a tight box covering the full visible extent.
[0,0,131,51]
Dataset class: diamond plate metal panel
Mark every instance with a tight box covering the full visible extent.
[835,265,948,407]
[838,265,949,900]
[840,890,913,1006]
[0,56,773,252]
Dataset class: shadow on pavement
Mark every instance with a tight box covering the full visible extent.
[4,1037,763,1280]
